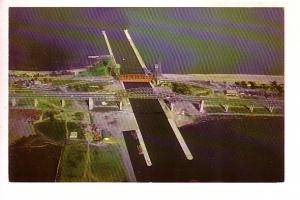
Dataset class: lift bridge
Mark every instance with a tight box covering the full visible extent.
[9,87,283,112]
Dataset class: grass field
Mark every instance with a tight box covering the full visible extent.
[89,145,127,182]
[59,143,87,182]
[59,142,127,182]
[79,63,108,77]
[48,79,81,86]
[34,118,66,141]
[67,82,104,92]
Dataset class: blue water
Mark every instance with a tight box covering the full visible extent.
[9,8,283,74]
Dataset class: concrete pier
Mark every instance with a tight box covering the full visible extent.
[199,100,205,113]
[223,104,229,112]
[135,129,152,166]
[102,30,114,56]
[248,105,254,112]
[168,118,193,160]
[88,97,94,110]
[119,101,123,111]
[34,98,38,107]
[11,98,16,107]
[124,29,148,72]
[170,102,175,112]
[268,106,274,113]
[124,29,193,161]
[61,99,65,108]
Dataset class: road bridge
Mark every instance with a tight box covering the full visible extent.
[9,87,283,112]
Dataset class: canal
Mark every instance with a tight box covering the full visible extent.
[107,30,284,182]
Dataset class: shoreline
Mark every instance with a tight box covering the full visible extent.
[179,114,284,128]
[162,73,284,84]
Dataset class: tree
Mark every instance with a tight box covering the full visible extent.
[271,81,277,87]
[248,81,257,89]
[240,81,247,88]
[44,110,55,121]
[172,83,192,95]
[74,112,84,121]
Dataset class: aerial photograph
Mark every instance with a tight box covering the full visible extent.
[8,7,284,182]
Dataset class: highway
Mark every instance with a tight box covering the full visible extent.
[10,87,284,109]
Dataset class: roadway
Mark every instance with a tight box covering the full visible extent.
[10,87,284,108]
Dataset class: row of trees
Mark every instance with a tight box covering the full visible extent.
[235,81,284,95]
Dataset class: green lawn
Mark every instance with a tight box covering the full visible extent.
[79,64,108,77]
[59,143,87,182]
[67,82,104,92]
[89,145,127,182]
[59,143,127,182]
[50,79,81,86]
[34,118,66,141]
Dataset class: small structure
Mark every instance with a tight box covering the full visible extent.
[102,129,111,141]
[70,132,78,139]
[34,80,42,85]
[224,89,238,96]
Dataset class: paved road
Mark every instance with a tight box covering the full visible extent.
[10,85,284,108]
